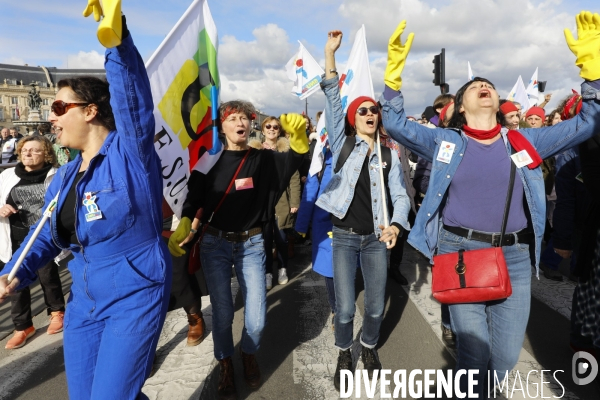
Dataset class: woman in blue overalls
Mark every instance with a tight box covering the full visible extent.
[0,6,171,399]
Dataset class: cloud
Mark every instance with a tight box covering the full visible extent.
[66,51,105,69]
[336,0,580,115]
[215,0,585,119]
[219,24,294,81]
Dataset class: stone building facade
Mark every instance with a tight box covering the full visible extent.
[0,63,105,134]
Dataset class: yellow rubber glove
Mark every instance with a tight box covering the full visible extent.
[168,217,191,257]
[564,11,600,81]
[82,0,103,21]
[280,113,309,154]
[384,20,415,91]
[82,0,122,48]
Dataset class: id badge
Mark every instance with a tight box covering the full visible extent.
[83,192,103,222]
[436,141,456,164]
[235,177,254,190]
[510,150,534,168]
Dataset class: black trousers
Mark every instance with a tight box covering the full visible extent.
[263,216,288,275]
[1,259,66,331]
[161,236,208,313]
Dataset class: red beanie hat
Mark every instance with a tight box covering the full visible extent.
[347,96,378,127]
[525,106,545,120]
[500,102,518,115]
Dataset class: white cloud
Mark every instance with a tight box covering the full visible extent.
[215,0,585,119]
[336,0,580,115]
[66,51,105,69]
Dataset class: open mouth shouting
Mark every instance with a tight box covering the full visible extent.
[479,89,491,98]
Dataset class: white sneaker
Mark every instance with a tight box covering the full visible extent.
[278,268,288,285]
[265,273,273,290]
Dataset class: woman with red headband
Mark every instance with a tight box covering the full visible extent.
[169,101,308,399]
[315,30,411,391]
[381,13,600,398]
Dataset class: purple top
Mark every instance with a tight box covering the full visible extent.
[442,137,527,233]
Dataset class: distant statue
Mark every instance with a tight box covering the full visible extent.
[28,83,42,110]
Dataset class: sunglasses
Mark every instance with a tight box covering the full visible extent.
[265,124,280,130]
[51,100,90,116]
[356,106,379,116]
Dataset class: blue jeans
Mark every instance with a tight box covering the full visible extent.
[438,227,532,398]
[200,232,266,360]
[332,226,388,350]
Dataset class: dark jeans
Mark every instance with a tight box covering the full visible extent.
[5,260,66,330]
[324,276,336,314]
[263,216,288,274]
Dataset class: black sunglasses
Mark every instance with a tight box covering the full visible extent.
[265,124,280,130]
[51,100,90,116]
[356,106,379,116]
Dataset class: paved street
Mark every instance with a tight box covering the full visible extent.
[0,243,598,399]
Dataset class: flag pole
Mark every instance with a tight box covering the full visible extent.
[7,193,59,283]
[376,134,390,246]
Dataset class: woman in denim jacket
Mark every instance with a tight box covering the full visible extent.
[0,7,171,399]
[380,16,600,398]
[316,31,411,391]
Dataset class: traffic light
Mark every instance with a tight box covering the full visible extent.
[432,48,448,94]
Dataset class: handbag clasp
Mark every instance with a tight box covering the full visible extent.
[455,249,466,275]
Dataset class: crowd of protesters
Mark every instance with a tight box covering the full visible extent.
[0,4,600,400]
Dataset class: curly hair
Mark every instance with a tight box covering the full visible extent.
[57,77,116,132]
[16,135,58,167]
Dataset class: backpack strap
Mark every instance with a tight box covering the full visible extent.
[381,145,392,186]
[334,136,357,174]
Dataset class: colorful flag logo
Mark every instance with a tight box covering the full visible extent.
[147,0,221,216]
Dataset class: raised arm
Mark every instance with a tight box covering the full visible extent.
[105,22,156,168]
[321,31,347,157]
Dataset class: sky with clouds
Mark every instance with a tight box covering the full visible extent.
[1,0,598,119]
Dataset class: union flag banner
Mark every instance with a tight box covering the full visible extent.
[285,41,324,100]
[146,0,221,217]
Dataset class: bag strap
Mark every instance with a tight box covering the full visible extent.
[497,153,517,247]
[334,136,356,174]
[206,148,252,226]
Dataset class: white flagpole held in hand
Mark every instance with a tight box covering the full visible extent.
[377,134,391,246]
[7,193,60,283]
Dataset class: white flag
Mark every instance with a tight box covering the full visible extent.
[525,67,540,107]
[507,75,530,112]
[468,62,475,81]
[146,0,221,217]
[309,25,375,176]
[286,42,324,100]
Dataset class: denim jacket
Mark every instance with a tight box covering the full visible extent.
[1,33,166,288]
[316,76,411,237]
[380,81,600,272]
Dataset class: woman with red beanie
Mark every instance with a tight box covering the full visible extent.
[315,30,411,391]
[499,100,520,129]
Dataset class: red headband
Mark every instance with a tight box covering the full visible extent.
[525,106,545,120]
[439,102,454,123]
[561,90,583,121]
[221,106,256,122]
[347,96,378,127]
[500,102,518,115]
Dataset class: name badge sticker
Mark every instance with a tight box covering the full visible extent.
[436,141,456,164]
[510,150,534,168]
[83,192,103,222]
[235,177,254,191]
